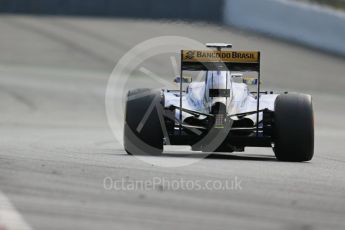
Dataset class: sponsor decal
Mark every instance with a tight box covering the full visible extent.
[182,50,259,63]
[184,51,195,60]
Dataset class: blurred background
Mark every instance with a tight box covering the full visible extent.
[0,0,345,54]
[0,1,345,230]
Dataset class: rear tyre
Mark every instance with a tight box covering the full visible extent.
[124,88,164,156]
[273,93,314,162]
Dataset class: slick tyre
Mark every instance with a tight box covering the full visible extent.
[124,88,164,156]
[273,93,314,162]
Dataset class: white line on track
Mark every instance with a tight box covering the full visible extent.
[0,191,33,230]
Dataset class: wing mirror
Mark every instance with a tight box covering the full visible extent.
[174,76,192,83]
[243,76,258,85]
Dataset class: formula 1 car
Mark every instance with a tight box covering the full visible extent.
[124,43,314,162]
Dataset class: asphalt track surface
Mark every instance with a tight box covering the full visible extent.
[0,15,345,230]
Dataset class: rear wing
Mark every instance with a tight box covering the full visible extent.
[178,50,262,136]
[181,50,260,71]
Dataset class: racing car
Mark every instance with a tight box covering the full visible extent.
[124,43,314,162]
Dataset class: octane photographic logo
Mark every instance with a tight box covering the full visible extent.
[103,176,243,192]
[105,36,230,167]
